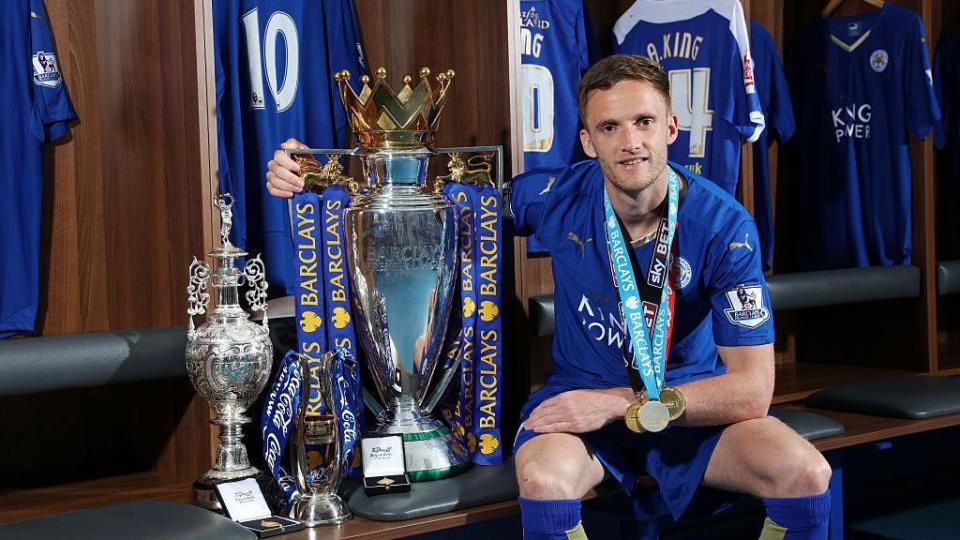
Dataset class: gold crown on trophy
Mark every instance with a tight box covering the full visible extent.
[334,66,454,149]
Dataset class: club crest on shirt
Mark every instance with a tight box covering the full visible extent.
[723,284,769,328]
[676,256,692,290]
[869,49,888,73]
[32,51,62,88]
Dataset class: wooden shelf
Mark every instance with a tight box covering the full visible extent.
[778,405,960,453]
[773,362,913,404]
[0,472,192,525]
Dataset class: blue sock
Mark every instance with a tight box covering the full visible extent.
[519,497,586,539]
[761,490,831,540]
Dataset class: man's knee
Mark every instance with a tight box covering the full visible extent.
[515,434,602,500]
[770,444,832,497]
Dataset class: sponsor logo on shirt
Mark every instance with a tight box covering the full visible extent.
[32,51,62,88]
[723,284,769,328]
[831,103,871,142]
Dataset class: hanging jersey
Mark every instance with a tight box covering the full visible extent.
[214,0,365,294]
[613,0,764,194]
[792,3,940,269]
[1,0,76,338]
[520,0,597,171]
[750,20,794,271]
[511,160,773,392]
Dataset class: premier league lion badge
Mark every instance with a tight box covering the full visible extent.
[723,284,769,328]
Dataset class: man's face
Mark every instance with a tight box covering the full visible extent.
[579,80,678,197]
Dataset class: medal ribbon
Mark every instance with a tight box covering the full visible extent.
[473,184,503,465]
[603,167,680,400]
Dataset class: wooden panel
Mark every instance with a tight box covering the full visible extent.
[39,0,214,335]
[11,0,217,493]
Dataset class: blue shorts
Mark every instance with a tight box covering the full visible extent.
[515,393,725,520]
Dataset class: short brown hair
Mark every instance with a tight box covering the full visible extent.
[577,55,670,125]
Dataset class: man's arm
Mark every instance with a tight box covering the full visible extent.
[524,343,774,433]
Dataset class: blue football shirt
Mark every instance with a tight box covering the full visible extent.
[750,20,795,271]
[511,160,774,407]
[1,0,76,338]
[520,0,597,171]
[793,3,940,269]
[214,0,365,294]
[613,0,765,194]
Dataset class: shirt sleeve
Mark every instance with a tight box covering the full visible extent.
[28,0,76,144]
[704,216,775,347]
[727,0,764,143]
[904,12,941,138]
[766,31,795,143]
[509,169,553,237]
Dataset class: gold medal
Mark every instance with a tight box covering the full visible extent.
[638,400,670,432]
[659,387,686,421]
[624,401,646,433]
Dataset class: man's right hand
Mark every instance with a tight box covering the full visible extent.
[265,138,308,199]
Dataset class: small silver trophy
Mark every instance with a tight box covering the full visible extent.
[186,194,273,511]
[289,352,351,526]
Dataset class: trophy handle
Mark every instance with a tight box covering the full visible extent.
[187,257,210,338]
[420,349,462,416]
[434,145,510,216]
[288,148,361,195]
[243,254,269,328]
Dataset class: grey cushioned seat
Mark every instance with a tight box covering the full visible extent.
[766,266,919,311]
[769,406,845,441]
[805,375,960,419]
[0,501,254,540]
[0,328,186,397]
[937,261,960,296]
[346,463,518,521]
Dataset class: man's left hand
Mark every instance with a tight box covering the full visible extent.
[524,388,634,434]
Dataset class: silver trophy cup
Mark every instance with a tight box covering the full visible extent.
[186,194,273,511]
[289,351,351,526]
[346,149,469,481]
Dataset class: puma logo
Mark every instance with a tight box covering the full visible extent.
[729,233,753,252]
[538,176,557,195]
[568,232,592,258]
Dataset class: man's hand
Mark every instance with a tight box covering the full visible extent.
[265,138,308,198]
[524,388,635,434]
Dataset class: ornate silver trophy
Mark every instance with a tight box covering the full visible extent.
[186,194,273,510]
[289,351,350,526]
[288,67,495,481]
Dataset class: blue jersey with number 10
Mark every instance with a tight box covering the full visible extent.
[520,0,596,171]
[214,0,364,294]
[614,0,764,195]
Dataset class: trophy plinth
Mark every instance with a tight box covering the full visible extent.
[187,194,273,511]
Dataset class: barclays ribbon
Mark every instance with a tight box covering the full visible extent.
[473,184,503,465]
[602,168,680,400]
[292,192,329,416]
[320,185,364,472]
[441,182,478,452]
[260,350,303,504]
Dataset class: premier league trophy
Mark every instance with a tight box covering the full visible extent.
[186,194,273,510]
[290,67,487,481]
[289,351,351,526]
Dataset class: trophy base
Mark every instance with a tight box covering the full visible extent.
[374,423,471,482]
[290,493,351,526]
[192,468,269,512]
